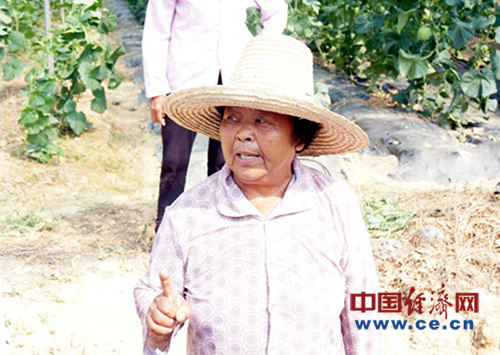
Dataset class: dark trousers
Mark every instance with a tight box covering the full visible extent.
[156,118,225,230]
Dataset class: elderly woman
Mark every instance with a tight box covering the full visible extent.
[134,35,383,354]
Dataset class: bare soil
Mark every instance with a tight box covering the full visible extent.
[1,40,500,354]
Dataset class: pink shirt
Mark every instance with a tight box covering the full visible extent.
[135,158,383,354]
[142,0,288,98]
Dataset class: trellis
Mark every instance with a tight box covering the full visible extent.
[42,0,66,73]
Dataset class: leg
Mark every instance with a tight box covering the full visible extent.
[157,117,196,230]
[207,138,225,175]
[207,72,226,175]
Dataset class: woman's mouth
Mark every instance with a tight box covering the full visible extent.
[238,153,259,160]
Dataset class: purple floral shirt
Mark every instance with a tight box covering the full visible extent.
[134,158,383,354]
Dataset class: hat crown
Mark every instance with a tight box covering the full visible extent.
[164,34,369,156]
[230,35,315,102]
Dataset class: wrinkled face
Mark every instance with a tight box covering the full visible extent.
[219,107,304,189]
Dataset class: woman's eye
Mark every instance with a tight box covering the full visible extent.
[256,119,268,124]
[225,115,237,121]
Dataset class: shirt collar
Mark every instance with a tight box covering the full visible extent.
[215,157,315,219]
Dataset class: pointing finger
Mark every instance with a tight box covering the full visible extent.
[159,270,180,300]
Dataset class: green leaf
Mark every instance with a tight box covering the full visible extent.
[62,99,77,114]
[354,14,371,34]
[397,11,413,34]
[372,14,385,31]
[398,50,429,80]
[106,45,125,65]
[435,49,452,67]
[0,9,11,24]
[0,11,10,35]
[485,98,498,113]
[59,68,75,80]
[427,71,446,87]
[28,92,55,113]
[78,62,101,91]
[23,113,59,135]
[79,44,103,63]
[73,0,96,8]
[461,70,497,98]
[449,19,475,49]
[495,27,500,43]
[0,47,5,61]
[19,109,39,125]
[393,89,410,105]
[7,30,24,52]
[366,34,384,51]
[107,74,121,90]
[27,126,59,146]
[106,13,118,32]
[491,50,500,80]
[91,64,111,81]
[33,78,59,96]
[383,31,411,55]
[72,80,87,95]
[354,13,384,34]
[472,16,495,31]
[3,58,25,81]
[66,111,88,135]
[25,144,63,163]
[91,88,106,113]
[313,82,331,108]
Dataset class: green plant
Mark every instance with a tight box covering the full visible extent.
[124,0,148,24]
[2,211,50,234]
[246,7,263,36]
[0,0,125,163]
[361,196,414,238]
[286,0,500,128]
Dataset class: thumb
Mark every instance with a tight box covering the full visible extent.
[159,270,180,302]
[175,298,192,323]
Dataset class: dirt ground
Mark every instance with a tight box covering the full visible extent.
[1,35,500,354]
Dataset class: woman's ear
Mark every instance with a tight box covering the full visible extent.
[295,142,305,153]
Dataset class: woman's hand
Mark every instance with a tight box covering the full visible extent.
[145,270,192,349]
[150,95,168,126]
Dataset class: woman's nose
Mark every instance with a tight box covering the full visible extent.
[236,122,254,142]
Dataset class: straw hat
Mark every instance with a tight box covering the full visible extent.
[163,35,368,156]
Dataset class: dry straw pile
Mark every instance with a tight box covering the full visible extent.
[376,187,500,298]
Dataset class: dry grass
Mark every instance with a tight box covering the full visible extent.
[0,71,159,261]
[376,188,500,298]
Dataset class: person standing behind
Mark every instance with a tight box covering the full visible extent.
[142,0,288,230]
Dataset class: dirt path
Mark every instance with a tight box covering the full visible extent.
[1,23,500,355]
[0,52,158,353]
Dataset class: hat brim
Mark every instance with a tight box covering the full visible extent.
[164,85,368,156]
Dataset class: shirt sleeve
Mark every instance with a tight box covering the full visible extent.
[142,0,176,98]
[253,0,288,35]
[333,183,384,354]
[134,214,186,354]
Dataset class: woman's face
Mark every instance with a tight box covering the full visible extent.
[219,107,304,189]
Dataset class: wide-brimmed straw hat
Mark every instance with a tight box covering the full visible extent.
[163,35,368,156]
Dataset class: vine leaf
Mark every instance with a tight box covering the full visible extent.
[461,70,497,98]
[491,50,500,80]
[398,50,429,80]
[78,61,101,91]
[66,111,88,135]
[2,57,25,80]
[314,82,331,108]
[91,88,106,113]
[449,19,474,49]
